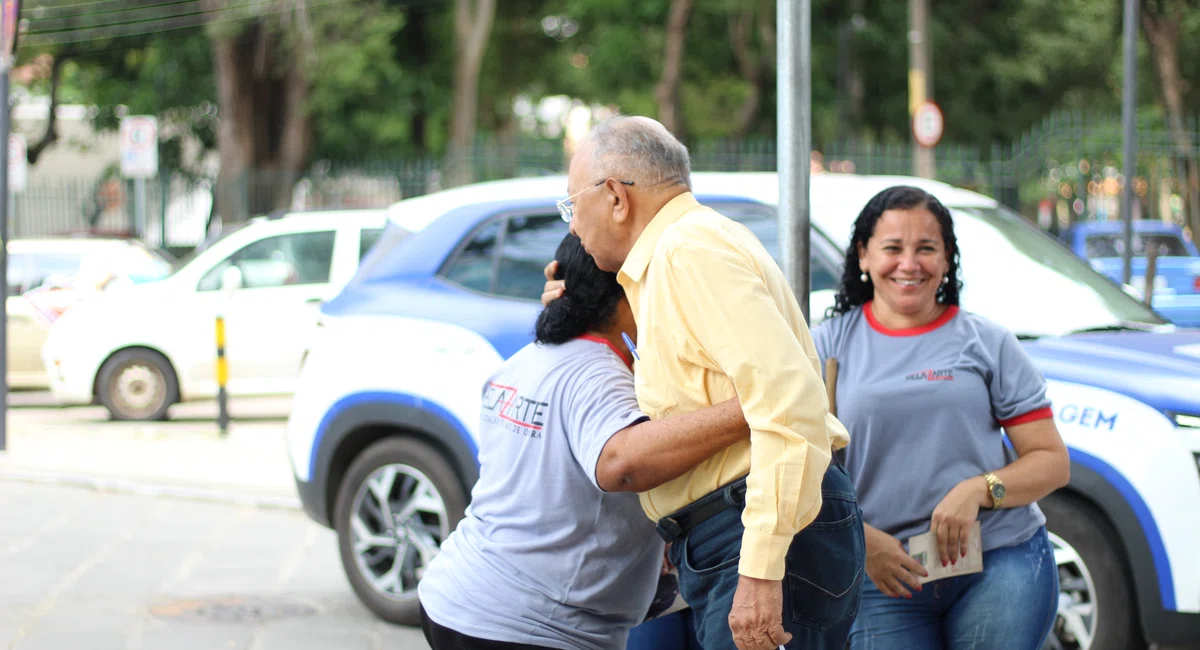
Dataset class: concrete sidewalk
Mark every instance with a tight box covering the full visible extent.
[0,396,301,509]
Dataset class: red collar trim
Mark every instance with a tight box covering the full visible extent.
[864,301,959,337]
[577,334,633,368]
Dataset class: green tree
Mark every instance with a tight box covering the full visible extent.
[1141,0,1200,236]
[15,4,218,172]
[305,2,412,160]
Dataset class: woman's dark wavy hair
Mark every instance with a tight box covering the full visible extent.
[535,234,625,345]
[829,185,963,318]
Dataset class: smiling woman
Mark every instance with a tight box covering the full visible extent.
[813,184,1072,650]
[832,185,962,326]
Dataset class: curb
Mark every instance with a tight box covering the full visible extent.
[0,468,302,511]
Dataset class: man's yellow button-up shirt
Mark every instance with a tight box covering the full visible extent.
[617,192,851,581]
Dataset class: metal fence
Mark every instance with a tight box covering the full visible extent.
[12,111,1200,252]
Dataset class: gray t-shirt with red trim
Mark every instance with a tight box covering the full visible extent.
[418,337,659,650]
[812,304,1051,551]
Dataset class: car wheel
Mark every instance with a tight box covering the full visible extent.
[1041,493,1143,650]
[334,436,467,626]
[97,349,177,421]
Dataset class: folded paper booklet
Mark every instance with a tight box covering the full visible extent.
[907,521,983,584]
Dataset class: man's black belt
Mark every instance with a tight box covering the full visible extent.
[655,477,747,544]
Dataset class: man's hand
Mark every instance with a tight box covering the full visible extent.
[931,476,987,567]
[541,260,565,306]
[729,575,791,650]
[864,524,926,599]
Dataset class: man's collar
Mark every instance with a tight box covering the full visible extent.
[618,192,700,284]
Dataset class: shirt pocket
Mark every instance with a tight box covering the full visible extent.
[633,339,679,419]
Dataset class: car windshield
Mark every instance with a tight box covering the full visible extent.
[167,220,255,272]
[1085,233,1190,258]
[750,203,1165,338]
[949,206,1165,336]
[350,222,413,282]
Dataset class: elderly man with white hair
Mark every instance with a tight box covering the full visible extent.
[553,115,865,650]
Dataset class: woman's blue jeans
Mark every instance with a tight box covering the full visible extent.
[849,526,1059,650]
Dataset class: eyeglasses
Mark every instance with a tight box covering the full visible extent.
[557,179,635,223]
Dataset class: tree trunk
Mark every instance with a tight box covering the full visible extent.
[656,0,693,138]
[211,19,256,225]
[275,55,314,211]
[728,3,773,137]
[406,5,432,155]
[208,0,315,225]
[447,0,497,187]
[27,53,71,165]
[1142,1,1200,234]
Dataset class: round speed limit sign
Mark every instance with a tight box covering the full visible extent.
[912,101,944,148]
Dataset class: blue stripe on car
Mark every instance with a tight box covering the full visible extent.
[309,391,479,481]
[1068,447,1175,610]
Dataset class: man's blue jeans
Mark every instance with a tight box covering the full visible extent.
[666,459,866,650]
[848,526,1058,650]
[627,610,701,650]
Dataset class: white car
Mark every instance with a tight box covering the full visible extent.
[287,174,1200,649]
[7,236,175,389]
[41,209,388,420]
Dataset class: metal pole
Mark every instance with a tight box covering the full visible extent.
[0,56,10,452]
[134,177,147,239]
[215,312,229,434]
[908,0,934,178]
[778,0,812,322]
[1120,0,1138,287]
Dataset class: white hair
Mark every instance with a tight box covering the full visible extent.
[586,116,692,190]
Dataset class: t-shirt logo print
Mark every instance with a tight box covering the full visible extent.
[483,382,549,438]
[905,368,955,381]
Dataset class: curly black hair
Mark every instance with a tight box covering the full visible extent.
[535,234,625,345]
[829,185,963,317]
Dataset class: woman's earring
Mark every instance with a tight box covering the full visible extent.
[860,272,869,283]
[941,275,950,285]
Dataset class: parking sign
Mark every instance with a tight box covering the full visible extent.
[120,115,159,179]
[912,101,944,149]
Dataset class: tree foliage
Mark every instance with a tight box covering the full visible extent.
[14,0,1200,191]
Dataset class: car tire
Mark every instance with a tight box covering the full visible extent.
[334,436,467,626]
[1041,492,1144,650]
[96,348,178,422]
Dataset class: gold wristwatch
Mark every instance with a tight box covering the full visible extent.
[982,472,1006,509]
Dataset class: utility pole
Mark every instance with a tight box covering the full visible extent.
[779,0,812,321]
[908,0,935,179]
[0,0,18,452]
[1120,0,1137,286]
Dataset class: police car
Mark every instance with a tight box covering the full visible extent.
[285,173,1200,650]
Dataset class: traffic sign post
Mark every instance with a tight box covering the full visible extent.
[912,100,944,149]
[779,0,813,321]
[6,134,22,243]
[0,0,19,453]
[8,133,25,193]
[120,115,159,239]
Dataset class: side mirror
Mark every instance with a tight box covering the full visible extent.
[220,266,244,294]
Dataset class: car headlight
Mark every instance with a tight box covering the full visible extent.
[1172,412,1200,429]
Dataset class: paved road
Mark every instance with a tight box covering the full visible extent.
[0,394,298,506]
[0,482,431,650]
